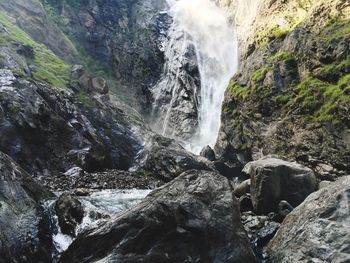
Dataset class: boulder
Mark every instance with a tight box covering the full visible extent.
[54,193,84,237]
[60,170,256,263]
[243,158,317,214]
[234,179,251,197]
[267,176,350,262]
[92,77,109,94]
[0,151,54,262]
[200,145,216,161]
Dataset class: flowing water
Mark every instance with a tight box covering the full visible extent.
[46,189,151,259]
[152,0,238,154]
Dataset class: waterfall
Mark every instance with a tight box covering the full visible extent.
[152,0,238,154]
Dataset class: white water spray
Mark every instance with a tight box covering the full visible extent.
[156,0,238,154]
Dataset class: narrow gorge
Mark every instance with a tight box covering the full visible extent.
[0,0,349,262]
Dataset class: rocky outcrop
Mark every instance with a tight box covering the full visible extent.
[267,176,350,262]
[216,0,350,178]
[136,135,211,182]
[55,193,84,237]
[243,157,317,214]
[60,170,256,263]
[0,68,142,176]
[0,151,54,262]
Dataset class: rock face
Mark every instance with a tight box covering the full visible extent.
[216,0,350,178]
[136,135,210,182]
[60,170,256,263]
[55,193,84,237]
[268,176,350,262]
[0,68,142,176]
[243,158,317,214]
[0,151,54,262]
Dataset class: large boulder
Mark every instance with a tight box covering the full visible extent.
[243,157,317,214]
[60,170,256,263]
[267,176,350,262]
[0,151,54,262]
[54,193,84,237]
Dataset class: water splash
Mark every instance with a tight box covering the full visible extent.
[153,0,238,154]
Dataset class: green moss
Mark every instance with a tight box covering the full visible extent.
[270,52,296,63]
[135,170,153,177]
[252,67,269,82]
[155,136,172,147]
[321,18,350,42]
[228,80,250,99]
[276,95,290,105]
[319,55,350,82]
[255,25,291,47]
[0,12,70,87]
[77,90,93,107]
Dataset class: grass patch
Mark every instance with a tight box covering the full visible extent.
[228,80,250,99]
[252,67,269,82]
[0,12,70,87]
[270,52,296,63]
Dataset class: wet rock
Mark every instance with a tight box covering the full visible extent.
[60,170,256,263]
[319,180,332,189]
[54,193,84,237]
[239,194,254,212]
[64,167,84,177]
[200,145,216,161]
[137,135,210,182]
[243,157,317,214]
[268,176,350,262]
[277,200,294,221]
[234,179,251,197]
[74,188,90,197]
[0,151,54,262]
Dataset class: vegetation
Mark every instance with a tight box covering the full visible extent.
[252,67,269,82]
[228,80,250,99]
[0,12,70,87]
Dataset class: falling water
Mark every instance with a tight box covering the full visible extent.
[153,0,238,154]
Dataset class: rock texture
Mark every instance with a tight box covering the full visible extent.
[216,0,350,178]
[55,193,84,237]
[268,176,350,262]
[60,170,256,263]
[0,151,54,263]
[0,68,142,176]
[243,157,317,214]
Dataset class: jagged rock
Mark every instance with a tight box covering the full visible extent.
[0,69,142,176]
[71,65,85,80]
[92,77,109,94]
[267,176,350,262]
[13,42,35,59]
[234,179,251,197]
[137,135,210,181]
[243,157,317,214]
[0,151,54,262]
[60,170,256,263]
[54,193,84,237]
[200,145,216,161]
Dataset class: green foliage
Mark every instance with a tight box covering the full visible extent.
[270,52,296,64]
[77,90,93,107]
[228,80,250,99]
[0,12,70,87]
[155,136,172,147]
[321,18,350,42]
[252,67,269,82]
[255,25,291,46]
[135,170,153,177]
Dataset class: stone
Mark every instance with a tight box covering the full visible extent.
[0,151,53,262]
[267,176,350,262]
[200,145,216,161]
[64,167,84,177]
[92,77,109,94]
[239,194,254,212]
[60,170,256,263]
[54,193,84,237]
[71,65,85,80]
[234,179,251,197]
[243,157,317,214]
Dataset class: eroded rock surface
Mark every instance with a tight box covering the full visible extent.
[60,170,256,263]
[268,176,350,262]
